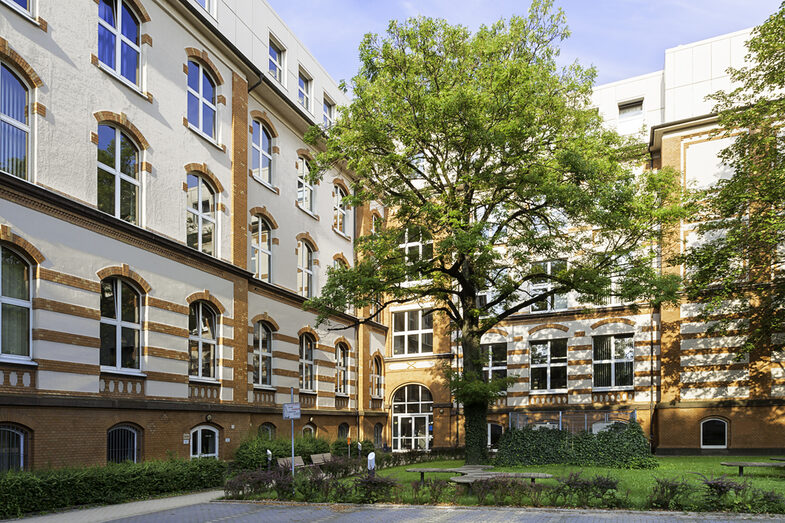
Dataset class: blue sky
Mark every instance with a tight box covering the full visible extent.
[265,0,781,87]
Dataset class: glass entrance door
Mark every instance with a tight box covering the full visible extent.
[391,384,433,451]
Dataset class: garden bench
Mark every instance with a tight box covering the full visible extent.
[771,457,785,462]
[406,467,461,485]
[720,461,785,476]
[277,456,306,469]
[449,472,552,494]
[310,453,334,465]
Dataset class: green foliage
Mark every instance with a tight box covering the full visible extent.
[494,421,657,469]
[233,436,330,471]
[330,439,374,457]
[0,458,226,519]
[682,3,785,357]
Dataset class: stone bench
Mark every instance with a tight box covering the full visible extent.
[406,467,462,484]
[450,472,553,493]
[721,461,785,476]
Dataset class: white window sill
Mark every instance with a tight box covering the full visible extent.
[185,242,217,259]
[253,177,280,195]
[333,228,351,241]
[528,308,569,315]
[97,63,149,102]
[1,0,38,26]
[389,352,435,360]
[592,386,634,392]
[296,203,318,220]
[188,124,223,152]
[253,384,276,391]
[529,389,568,395]
[370,395,383,401]
[0,355,37,367]
[189,376,220,385]
[335,392,350,398]
[100,366,146,378]
[299,389,317,395]
[268,70,285,89]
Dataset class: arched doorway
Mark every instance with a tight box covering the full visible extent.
[391,384,433,451]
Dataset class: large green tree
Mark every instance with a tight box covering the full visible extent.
[306,0,684,463]
[682,3,785,357]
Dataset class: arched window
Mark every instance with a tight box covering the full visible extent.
[186,173,216,256]
[250,215,272,282]
[335,343,348,395]
[333,185,347,234]
[337,423,349,440]
[370,356,382,398]
[391,384,433,451]
[107,424,140,463]
[99,277,141,371]
[296,240,314,298]
[371,214,382,234]
[373,423,383,448]
[187,60,217,138]
[302,423,316,437]
[98,0,141,85]
[252,321,273,387]
[97,123,140,224]
[258,422,276,439]
[0,246,31,359]
[0,63,29,180]
[190,425,218,458]
[251,121,273,185]
[299,333,315,391]
[296,157,313,212]
[188,301,217,379]
[701,418,728,449]
[0,423,29,471]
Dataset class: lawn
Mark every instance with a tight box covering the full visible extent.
[376,456,785,508]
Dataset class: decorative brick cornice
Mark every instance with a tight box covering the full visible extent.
[96,264,152,293]
[93,111,150,149]
[185,48,224,85]
[528,323,570,334]
[250,110,279,138]
[591,317,636,330]
[186,290,226,314]
[184,163,225,193]
[248,206,278,229]
[251,313,279,331]
[0,37,43,87]
[0,224,45,263]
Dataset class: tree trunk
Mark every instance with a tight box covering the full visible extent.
[464,400,488,464]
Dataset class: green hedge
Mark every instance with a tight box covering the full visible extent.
[0,458,227,519]
[233,436,331,471]
[494,421,658,469]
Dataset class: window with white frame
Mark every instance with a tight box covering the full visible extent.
[298,70,311,111]
[187,60,217,139]
[530,339,567,390]
[323,97,334,127]
[0,423,28,472]
[190,425,218,458]
[0,63,29,180]
[98,0,141,86]
[299,333,315,391]
[252,321,273,387]
[530,260,567,312]
[194,0,212,14]
[392,308,433,355]
[700,418,727,449]
[296,240,314,298]
[335,343,348,395]
[250,215,272,282]
[2,0,32,16]
[618,99,643,119]
[333,185,348,234]
[398,227,433,281]
[297,157,314,212]
[251,120,273,185]
[107,424,139,463]
[592,334,633,388]
[99,277,141,371]
[370,356,382,398]
[0,246,31,360]
[268,39,284,84]
[481,343,507,385]
[97,124,140,225]
[302,423,316,437]
[188,301,217,379]
[186,173,216,256]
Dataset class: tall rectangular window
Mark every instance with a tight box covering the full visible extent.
[593,334,634,388]
[531,260,567,312]
[298,71,311,111]
[323,98,334,127]
[482,343,507,386]
[268,39,284,84]
[392,308,433,355]
[530,339,567,390]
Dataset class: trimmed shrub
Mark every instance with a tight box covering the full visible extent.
[0,458,226,519]
[494,421,657,469]
[233,436,330,471]
[330,439,374,457]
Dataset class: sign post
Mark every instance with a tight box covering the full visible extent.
[282,388,301,478]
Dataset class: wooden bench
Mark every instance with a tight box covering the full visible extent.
[721,461,785,476]
[277,456,306,469]
[310,453,334,466]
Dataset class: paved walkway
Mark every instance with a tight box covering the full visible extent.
[12,496,784,523]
